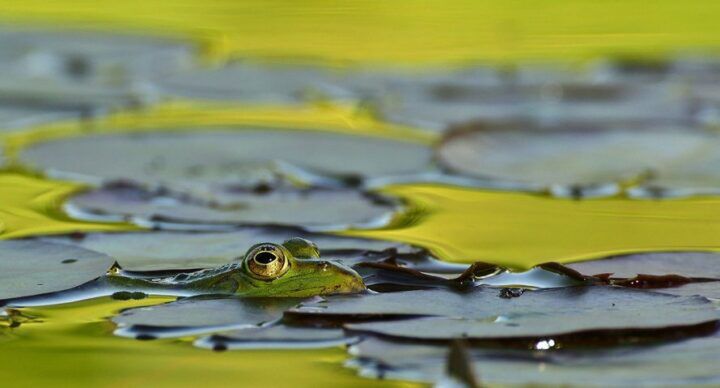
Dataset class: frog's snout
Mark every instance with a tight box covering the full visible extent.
[319,260,366,295]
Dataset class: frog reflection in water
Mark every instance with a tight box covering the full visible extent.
[106,238,366,297]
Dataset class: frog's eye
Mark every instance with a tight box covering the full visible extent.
[244,244,290,280]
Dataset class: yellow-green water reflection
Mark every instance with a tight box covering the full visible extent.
[1,297,416,388]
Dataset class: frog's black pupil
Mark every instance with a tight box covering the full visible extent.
[254,251,277,264]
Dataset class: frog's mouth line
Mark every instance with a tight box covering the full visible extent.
[263,271,367,296]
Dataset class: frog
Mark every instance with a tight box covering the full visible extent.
[105,237,366,298]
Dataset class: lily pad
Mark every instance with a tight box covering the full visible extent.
[289,287,719,341]
[566,252,720,298]
[66,183,397,230]
[0,240,115,300]
[20,129,432,189]
[0,27,193,82]
[42,228,417,271]
[349,334,720,386]
[0,78,153,113]
[113,297,301,338]
[0,106,79,134]
[338,65,687,133]
[567,252,720,279]
[437,124,720,195]
[157,62,347,103]
[196,325,354,350]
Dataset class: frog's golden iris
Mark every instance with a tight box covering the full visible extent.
[244,244,291,280]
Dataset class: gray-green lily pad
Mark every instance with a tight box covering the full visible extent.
[437,124,720,196]
[348,334,720,386]
[157,62,347,103]
[66,183,397,230]
[196,325,354,350]
[0,77,152,113]
[113,296,301,339]
[0,240,115,300]
[567,252,720,279]
[41,229,417,271]
[0,27,193,82]
[566,252,720,298]
[289,287,719,340]
[20,129,432,190]
[0,106,79,134]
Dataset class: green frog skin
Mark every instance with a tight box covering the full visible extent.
[105,238,366,297]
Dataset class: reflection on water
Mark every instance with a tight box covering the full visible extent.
[347,184,720,269]
[2,1,720,65]
[0,173,135,239]
[1,296,412,388]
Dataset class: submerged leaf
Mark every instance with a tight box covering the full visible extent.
[290,286,719,341]
[20,129,432,189]
[0,240,114,300]
[42,229,417,271]
[67,183,397,230]
[437,124,720,195]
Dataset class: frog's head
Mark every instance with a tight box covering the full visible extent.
[238,238,366,297]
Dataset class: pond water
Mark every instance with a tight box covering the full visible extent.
[1,5,720,387]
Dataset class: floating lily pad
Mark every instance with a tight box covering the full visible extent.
[339,65,686,133]
[437,124,720,195]
[349,334,720,386]
[20,129,432,189]
[66,184,397,230]
[380,86,685,133]
[0,240,115,300]
[290,287,719,341]
[0,78,153,113]
[42,228,416,271]
[0,27,193,82]
[157,62,347,103]
[0,106,79,134]
[113,297,301,338]
[567,252,720,279]
[567,252,720,298]
[196,325,354,350]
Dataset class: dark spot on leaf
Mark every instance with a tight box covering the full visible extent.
[499,288,525,299]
